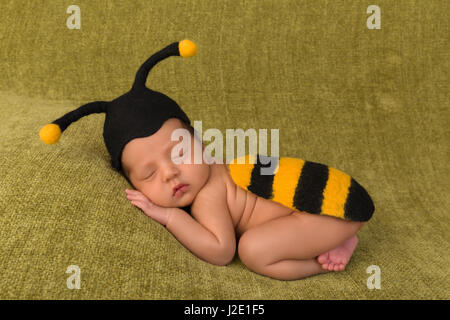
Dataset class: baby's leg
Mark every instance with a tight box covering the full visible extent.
[237,211,363,280]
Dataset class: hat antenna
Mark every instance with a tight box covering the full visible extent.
[132,39,197,91]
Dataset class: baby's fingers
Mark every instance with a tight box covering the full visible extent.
[126,193,143,201]
[130,199,155,219]
[130,199,144,208]
[126,190,150,202]
[128,196,152,211]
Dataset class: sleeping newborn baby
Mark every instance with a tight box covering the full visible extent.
[122,117,364,281]
[40,40,367,281]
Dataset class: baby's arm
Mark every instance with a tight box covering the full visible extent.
[126,188,236,266]
[166,202,236,266]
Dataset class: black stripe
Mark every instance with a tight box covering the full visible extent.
[293,161,329,214]
[247,154,277,199]
[344,178,375,222]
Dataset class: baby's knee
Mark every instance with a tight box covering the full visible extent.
[237,231,266,271]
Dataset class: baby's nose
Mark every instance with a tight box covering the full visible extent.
[162,164,179,181]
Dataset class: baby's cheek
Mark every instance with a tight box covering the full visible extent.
[143,188,167,206]
[144,189,155,200]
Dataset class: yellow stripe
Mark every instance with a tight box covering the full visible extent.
[272,157,305,210]
[321,166,351,219]
[228,154,256,190]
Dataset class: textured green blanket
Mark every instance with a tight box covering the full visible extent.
[0,0,448,299]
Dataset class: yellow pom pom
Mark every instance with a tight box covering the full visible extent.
[179,39,197,58]
[39,124,61,144]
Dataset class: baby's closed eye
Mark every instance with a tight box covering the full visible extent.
[141,149,185,179]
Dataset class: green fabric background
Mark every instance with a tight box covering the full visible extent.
[0,0,448,299]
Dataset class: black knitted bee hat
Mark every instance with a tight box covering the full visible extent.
[39,40,197,173]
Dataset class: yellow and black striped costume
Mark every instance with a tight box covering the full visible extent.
[228,154,374,222]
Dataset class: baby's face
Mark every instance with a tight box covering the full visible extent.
[121,118,210,208]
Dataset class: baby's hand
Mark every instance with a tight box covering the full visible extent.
[125,189,169,226]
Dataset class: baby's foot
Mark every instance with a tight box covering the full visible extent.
[317,235,358,271]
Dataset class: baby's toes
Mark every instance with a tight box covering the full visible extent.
[317,253,329,265]
[333,264,342,272]
[327,263,336,271]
